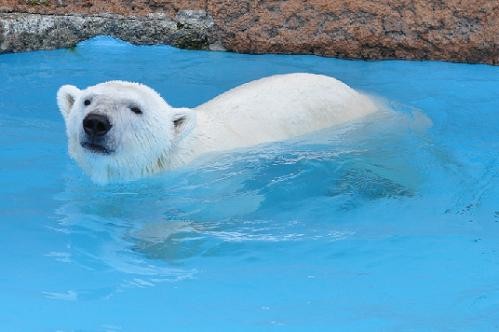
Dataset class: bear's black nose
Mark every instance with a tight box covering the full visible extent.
[83,113,111,137]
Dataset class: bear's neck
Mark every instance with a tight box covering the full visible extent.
[160,111,212,169]
[159,110,243,172]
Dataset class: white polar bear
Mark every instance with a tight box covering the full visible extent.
[57,73,379,183]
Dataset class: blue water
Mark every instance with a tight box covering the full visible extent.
[1,36,498,331]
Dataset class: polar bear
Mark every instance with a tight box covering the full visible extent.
[57,73,379,183]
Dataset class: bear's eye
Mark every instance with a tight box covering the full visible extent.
[130,106,143,115]
[84,99,91,106]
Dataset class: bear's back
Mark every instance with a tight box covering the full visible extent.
[194,73,378,151]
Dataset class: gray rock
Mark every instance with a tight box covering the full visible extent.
[0,12,220,53]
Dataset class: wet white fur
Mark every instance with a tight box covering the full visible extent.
[57,73,379,183]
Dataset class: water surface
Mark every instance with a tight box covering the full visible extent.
[1,37,498,331]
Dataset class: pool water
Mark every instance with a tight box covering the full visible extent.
[1,37,498,331]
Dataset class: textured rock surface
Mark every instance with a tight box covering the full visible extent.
[209,0,498,65]
[0,11,218,52]
[0,0,497,64]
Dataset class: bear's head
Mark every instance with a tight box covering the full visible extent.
[57,81,195,183]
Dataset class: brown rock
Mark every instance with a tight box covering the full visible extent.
[0,0,497,64]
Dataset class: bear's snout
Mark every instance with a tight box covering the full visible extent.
[83,113,111,138]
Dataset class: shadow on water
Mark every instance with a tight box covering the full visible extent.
[53,104,442,267]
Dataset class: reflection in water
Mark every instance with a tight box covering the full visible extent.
[51,106,436,277]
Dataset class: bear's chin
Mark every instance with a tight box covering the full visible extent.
[77,153,154,185]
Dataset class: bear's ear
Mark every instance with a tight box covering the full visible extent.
[57,85,81,120]
[172,108,195,139]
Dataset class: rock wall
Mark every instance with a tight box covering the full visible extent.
[0,11,218,52]
[0,0,497,64]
